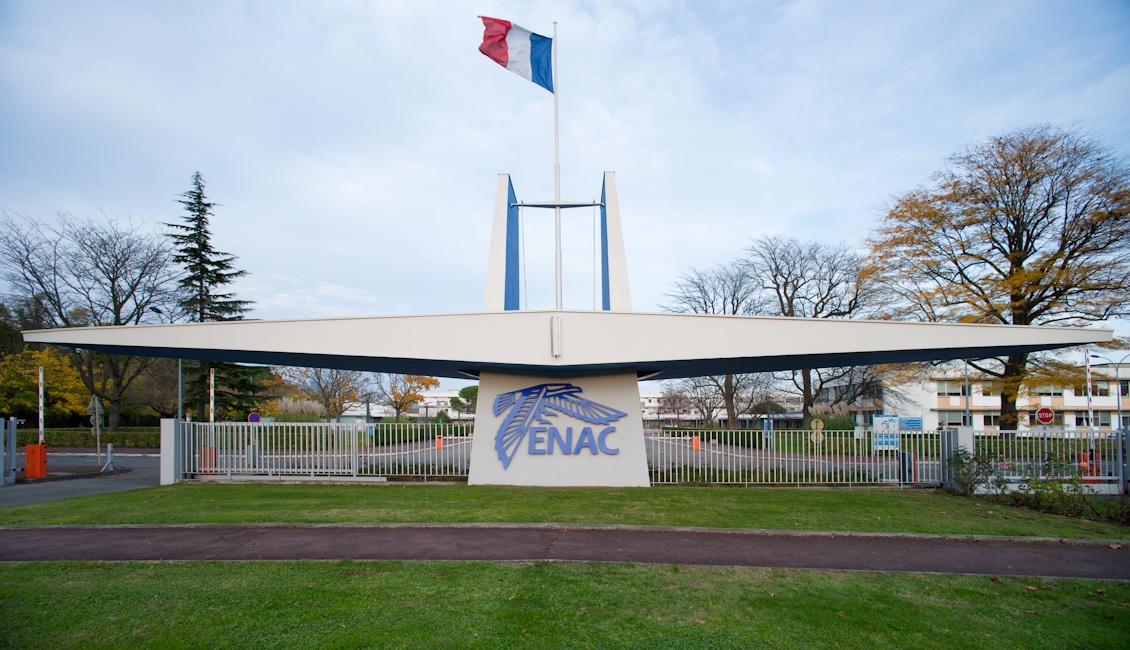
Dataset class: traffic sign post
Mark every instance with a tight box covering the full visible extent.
[1035,407,1055,426]
[87,395,104,467]
[1035,407,1055,461]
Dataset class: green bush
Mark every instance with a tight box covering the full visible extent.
[805,415,857,431]
[16,427,160,448]
[700,429,768,449]
[273,412,324,423]
[945,448,999,496]
[1009,458,1100,518]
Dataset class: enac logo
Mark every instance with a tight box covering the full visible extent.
[492,383,627,469]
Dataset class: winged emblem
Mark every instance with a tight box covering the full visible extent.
[493,383,627,469]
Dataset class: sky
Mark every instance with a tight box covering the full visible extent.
[1,0,1128,381]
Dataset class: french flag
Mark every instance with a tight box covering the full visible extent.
[478,16,554,93]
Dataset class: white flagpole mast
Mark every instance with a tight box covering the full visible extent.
[553,21,562,310]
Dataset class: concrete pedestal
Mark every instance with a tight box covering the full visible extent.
[468,371,650,487]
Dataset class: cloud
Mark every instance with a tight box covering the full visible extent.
[0,0,1126,341]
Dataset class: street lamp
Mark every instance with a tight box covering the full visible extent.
[1090,350,1129,492]
[1089,351,1129,433]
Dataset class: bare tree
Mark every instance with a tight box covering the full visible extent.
[0,212,179,429]
[664,260,765,428]
[868,125,1130,427]
[744,235,877,418]
[658,384,690,427]
[676,377,724,428]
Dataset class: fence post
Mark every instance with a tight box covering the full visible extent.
[159,418,181,485]
[3,417,21,486]
[351,423,359,478]
[956,426,974,455]
[939,428,952,489]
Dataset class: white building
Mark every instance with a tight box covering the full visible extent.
[844,362,1130,431]
[341,385,806,429]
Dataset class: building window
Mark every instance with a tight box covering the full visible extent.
[937,410,970,427]
[936,381,967,397]
[1074,412,1112,427]
[1073,382,1110,397]
[1032,385,1063,396]
[981,382,1000,397]
[984,411,1000,427]
[1120,379,1129,397]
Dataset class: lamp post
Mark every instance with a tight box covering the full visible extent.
[1090,351,1129,492]
[963,361,971,429]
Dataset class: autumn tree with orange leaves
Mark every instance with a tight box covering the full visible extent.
[868,125,1130,428]
[374,374,441,422]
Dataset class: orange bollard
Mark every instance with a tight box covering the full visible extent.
[692,435,700,451]
[197,446,217,476]
[25,444,47,479]
[436,435,443,450]
[1078,451,1101,484]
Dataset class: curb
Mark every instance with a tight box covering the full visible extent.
[0,521,1124,547]
[15,467,134,485]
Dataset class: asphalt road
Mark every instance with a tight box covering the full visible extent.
[0,455,160,507]
[1,524,1126,580]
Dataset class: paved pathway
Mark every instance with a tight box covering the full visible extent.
[1,524,1126,580]
[2,457,1126,579]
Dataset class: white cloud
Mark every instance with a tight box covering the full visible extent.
[1,0,1126,342]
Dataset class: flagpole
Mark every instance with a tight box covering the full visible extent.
[553,21,562,310]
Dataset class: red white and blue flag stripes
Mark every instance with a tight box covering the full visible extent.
[478,16,554,93]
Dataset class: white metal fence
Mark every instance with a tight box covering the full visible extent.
[646,428,1125,491]
[960,428,1124,494]
[173,422,1125,492]
[179,421,472,482]
[646,429,943,486]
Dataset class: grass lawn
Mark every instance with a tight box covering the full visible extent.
[2,560,1128,649]
[1,483,1126,539]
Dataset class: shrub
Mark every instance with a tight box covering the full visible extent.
[946,448,998,496]
[16,427,160,448]
[805,415,857,431]
[1009,457,1100,519]
[274,412,324,423]
[273,397,325,422]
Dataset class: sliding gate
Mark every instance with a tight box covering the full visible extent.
[178,421,471,481]
[646,429,944,486]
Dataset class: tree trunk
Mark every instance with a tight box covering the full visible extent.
[107,398,122,431]
[801,369,813,419]
[723,374,737,430]
[998,353,1029,433]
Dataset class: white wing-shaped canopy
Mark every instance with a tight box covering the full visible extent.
[22,310,1111,380]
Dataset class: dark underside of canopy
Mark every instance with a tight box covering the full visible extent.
[57,340,1082,381]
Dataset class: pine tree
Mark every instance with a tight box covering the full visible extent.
[167,172,268,419]
[168,172,251,322]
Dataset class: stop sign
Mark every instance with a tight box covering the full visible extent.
[1035,407,1055,425]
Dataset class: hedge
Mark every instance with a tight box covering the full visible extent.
[15,427,160,448]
